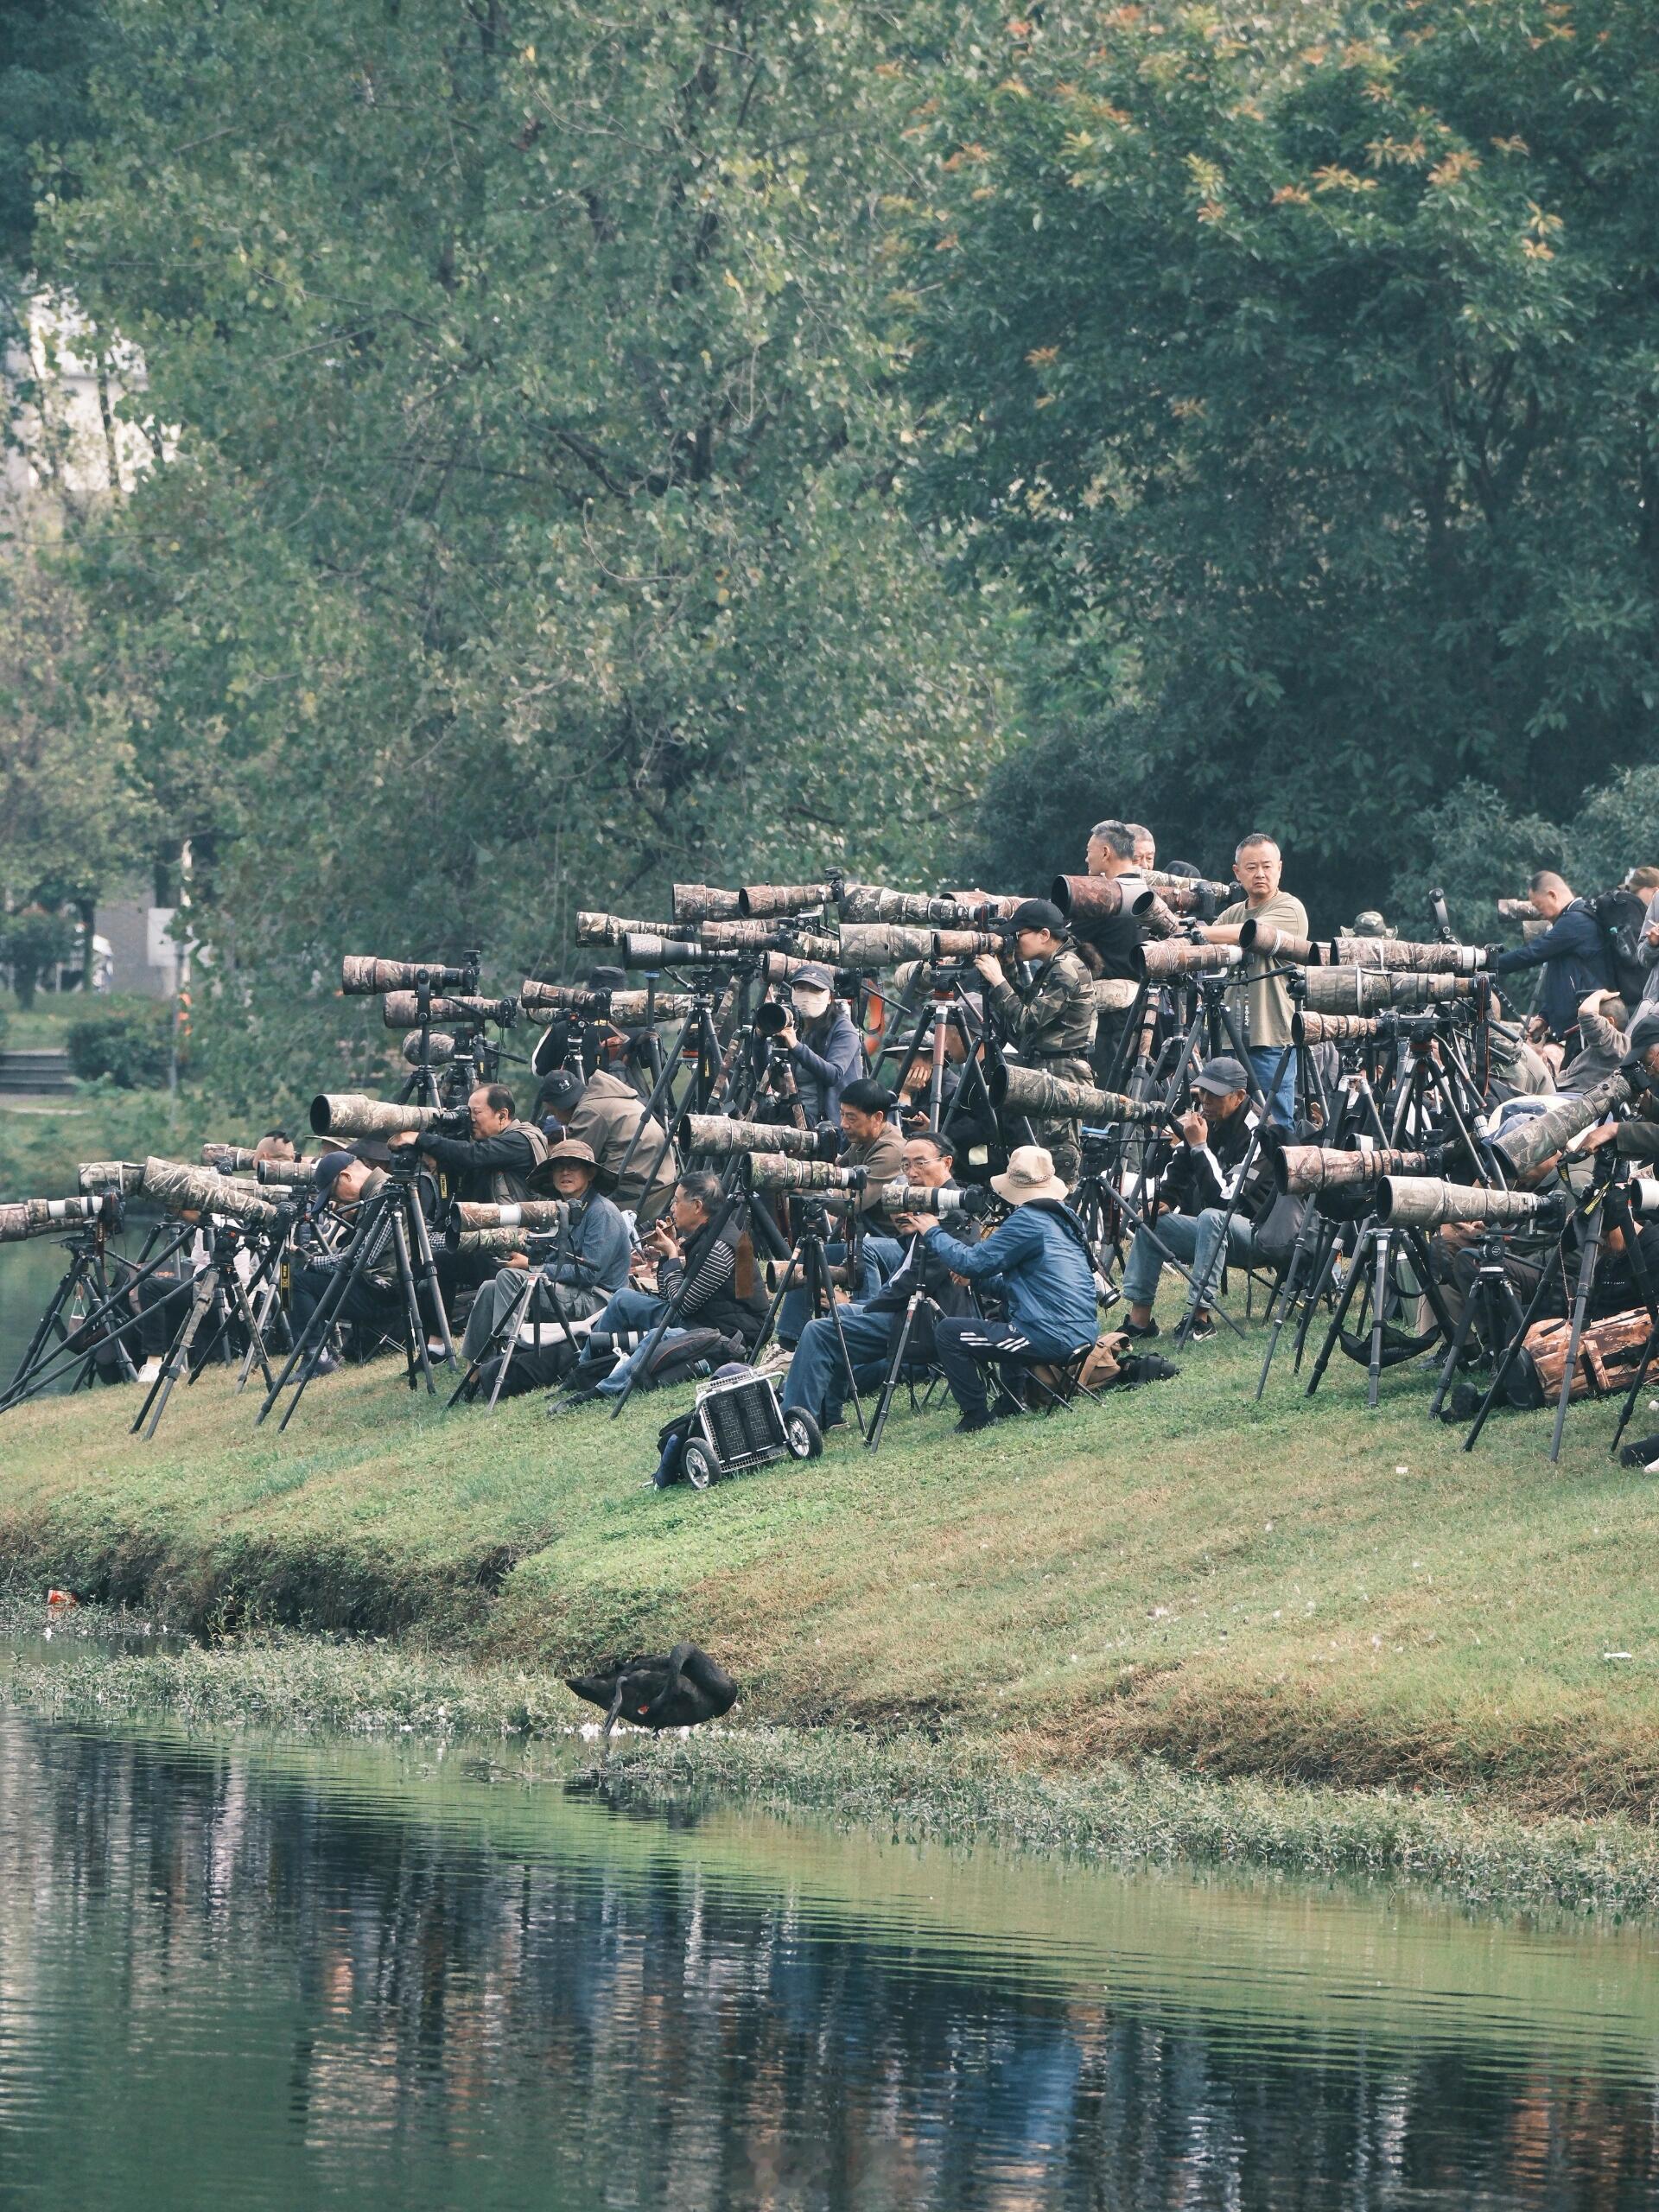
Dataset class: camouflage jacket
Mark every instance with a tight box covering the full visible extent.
[987,950,1096,1065]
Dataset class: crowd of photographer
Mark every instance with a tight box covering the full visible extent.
[12,823,1659,1471]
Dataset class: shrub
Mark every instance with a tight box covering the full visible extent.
[0,909,73,1010]
[66,999,175,1089]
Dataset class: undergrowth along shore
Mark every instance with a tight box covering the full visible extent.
[3,1318,1658,1817]
[6,1618,1659,1920]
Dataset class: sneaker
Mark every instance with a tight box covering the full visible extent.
[1618,1433,1659,1470]
[753,1344,793,1376]
[136,1357,162,1383]
[1120,1318,1160,1341]
[989,1395,1025,1421]
[954,1408,995,1434]
[1180,1313,1217,1344]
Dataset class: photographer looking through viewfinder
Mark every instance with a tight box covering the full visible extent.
[772,963,863,1125]
[391,1082,549,1207]
[973,898,1096,1189]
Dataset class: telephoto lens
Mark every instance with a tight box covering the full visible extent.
[1294,1012,1382,1043]
[254,1158,312,1185]
[1140,940,1243,978]
[1236,919,1322,963]
[988,1059,1166,1127]
[379,991,516,1027]
[79,1160,146,1195]
[140,1157,278,1223]
[402,1029,461,1068]
[738,881,839,919]
[742,1156,870,1192]
[837,886,1019,927]
[453,1228,537,1258]
[1496,898,1538,921]
[677,1113,840,1161]
[1270,1144,1429,1197]
[1376,1177,1558,1230]
[310,1093,469,1141]
[1125,888,1181,939]
[201,1143,260,1173]
[575,912,678,947]
[670,883,743,925]
[876,1183,973,1216]
[1302,969,1476,1014]
[519,979,695,1020]
[1329,936,1487,975]
[698,919,841,960]
[0,1193,123,1243]
[1142,868,1237,903]
[454,1200,567,1230]
[620,934,722,969]
[1490,1069,1636,1179]
[340,955,477,995]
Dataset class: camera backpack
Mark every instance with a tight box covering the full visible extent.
[1587,887,1649,1005]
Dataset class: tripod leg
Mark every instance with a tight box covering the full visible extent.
[1462,1245,1565,1452]
[133,1268,219,1440]
[1548,1216,1604,1465]
[486,1272,542,1410]
[815,1243,868,1441]
[1305,1229,1372,1400]
[389,1205,435,1395]
[1290,1220,1343,1371]
[1428,1288,1482,1420]
[1364,1228,1393,1408]
[404,1195,454,1366]
[270,1209,391,1430]
[865,1294,921,1455]
[1255,1210,1319,1401]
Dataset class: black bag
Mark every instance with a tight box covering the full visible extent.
[642,1326,747,1390]
[1254,1189,1309,1271]
[1588,888,1648,1006]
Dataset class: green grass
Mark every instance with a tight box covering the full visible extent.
[3,1315,1658,1817]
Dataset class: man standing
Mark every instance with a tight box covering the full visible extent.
[775,963,863,1125]
[1202,834,1306,1124]
[892,1145,1098,1433]
[458,1138,632,1390]
[1129,825,1156,872]
[1494,871,1612,1044]
[974,899,1096,1186]
[1076,819,1147,1084]
[1118,1058,1272,1342]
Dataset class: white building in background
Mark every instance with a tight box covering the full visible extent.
[3,295,181,997]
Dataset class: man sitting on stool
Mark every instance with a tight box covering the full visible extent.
[1119,1055,1270,1344]
[782,1128,972,1433]
[891,1144,1098,1433]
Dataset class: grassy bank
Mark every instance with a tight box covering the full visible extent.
[3,1313,1657,1818]
[8,1614,1659,1918]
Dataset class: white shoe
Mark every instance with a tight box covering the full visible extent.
[137,1357,162,1383]
[753,1344,792,1376]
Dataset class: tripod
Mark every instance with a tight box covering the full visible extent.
[1462,1157,1659,1461]
[1302,1211,1459,1408]
[0,1220,194,1412]
[130,1222,276,1440]
[748,1198,871,1439]
[257,1164,454,1431]
[447,1244,582,1410]
[1426,1229,1530,1421]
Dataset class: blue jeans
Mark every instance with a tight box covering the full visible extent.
[1249,1044,1296,1128]
[782,1306,897,1426]
[1122,1209,1260,1317]
[778,1241,881,1346]
[575,1286,691,1397]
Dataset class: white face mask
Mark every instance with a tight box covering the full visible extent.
[791,991,830,1019]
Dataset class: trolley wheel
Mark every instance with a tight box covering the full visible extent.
[782,1408,823,1460]
[682,1440,718,1490]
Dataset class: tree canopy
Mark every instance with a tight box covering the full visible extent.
[903,0,1659,919]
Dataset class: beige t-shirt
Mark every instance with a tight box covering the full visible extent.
[1216,888,1309,1049]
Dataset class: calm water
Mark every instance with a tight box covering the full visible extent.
[1,1642,1656,2208]
[0,1235,156,1399]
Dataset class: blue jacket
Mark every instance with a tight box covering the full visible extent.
[1494,900,1611,1039]
[788,1005,864,1123]
[922,1201,1098,1355]
[538,1193,632,1300]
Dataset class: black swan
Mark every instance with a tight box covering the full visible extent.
[565,1643,739,1739]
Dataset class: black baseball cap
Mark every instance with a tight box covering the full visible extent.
[1192,1055,1249,1096]
[1009,898,1065,935]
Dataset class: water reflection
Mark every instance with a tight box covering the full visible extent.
[0,1702,1656,2209]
